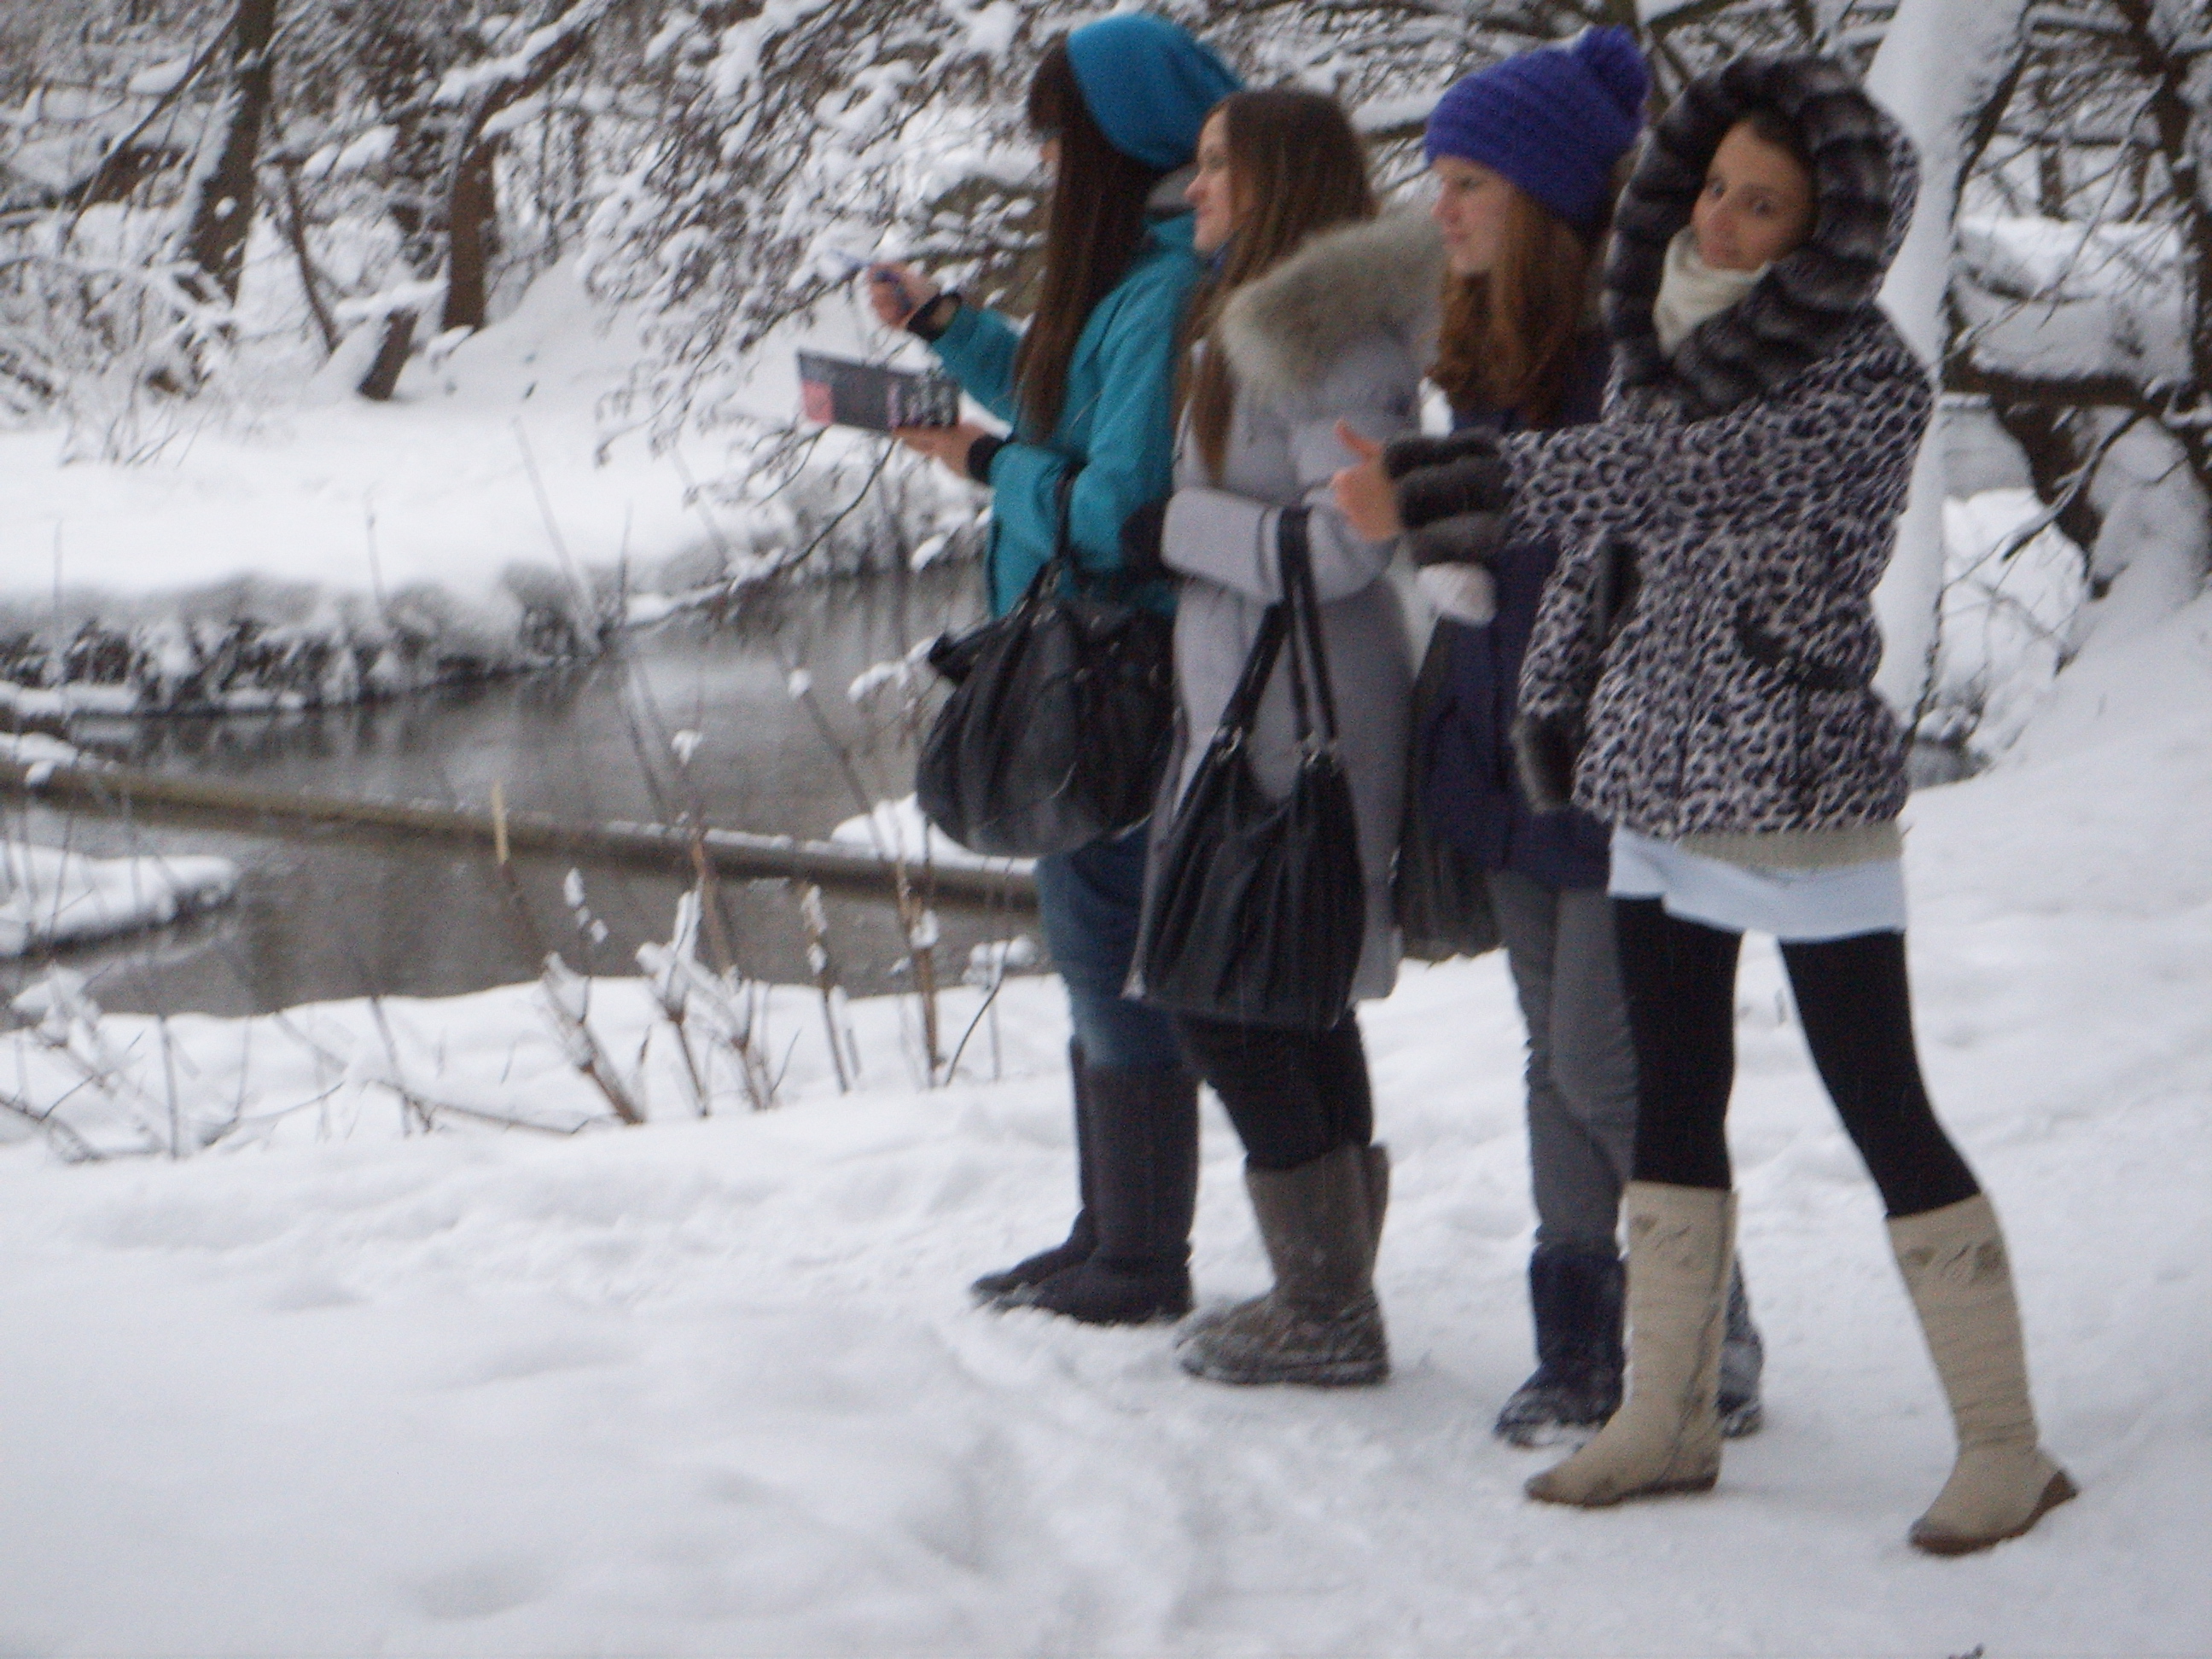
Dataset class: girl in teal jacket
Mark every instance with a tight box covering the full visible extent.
[871,14,1237,1326]
[921,207,1198,615]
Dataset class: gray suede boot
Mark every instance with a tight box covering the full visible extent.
[1361,1143,1390,1252]
[1526,1182,1733,1507]
[1890,1194,2077,1555]
[1178,1144,1388,1388]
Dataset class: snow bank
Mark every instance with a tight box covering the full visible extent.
[0,597,2205,1653]
[0,259,978,713]
[1929,488,2088,754]
[0,840,236,958]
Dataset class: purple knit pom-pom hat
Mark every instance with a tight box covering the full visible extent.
[1424,27,1650,234]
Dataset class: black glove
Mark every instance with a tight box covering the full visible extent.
[1118,498,1170,586]
[1511,713,1582,815]
[965,433,1008,484]
[1406,509,1508,568]
[905,290,963,341]
[1593,536,1642,643]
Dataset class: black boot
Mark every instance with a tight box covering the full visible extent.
[1000,1062,1198,1325]
[1717,1257,1765,1438]
[1493,1244,1625,1447]
[969,1040,1097,1302]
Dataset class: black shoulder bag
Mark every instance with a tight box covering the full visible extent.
[917,467,1174,858]
[1135,508,1366,1031]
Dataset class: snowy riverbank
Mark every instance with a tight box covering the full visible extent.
[1,261,976,716]
[0,592,2205,1653]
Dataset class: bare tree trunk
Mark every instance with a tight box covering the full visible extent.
[273,163,340,354]
[440,142,499,333]
[2109,0,2212,497]
[434,0,608,332]
[357,311,416,402]
[178,0,278,306]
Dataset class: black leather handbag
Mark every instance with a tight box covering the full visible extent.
[1394,628,1501,962]
[917,469,1174,858]
[1135,509,1365,1031]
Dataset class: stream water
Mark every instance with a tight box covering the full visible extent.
[7,561,1984,1021]
[3,565,1018,1017]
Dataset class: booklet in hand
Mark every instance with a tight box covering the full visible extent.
[798,351,961,432]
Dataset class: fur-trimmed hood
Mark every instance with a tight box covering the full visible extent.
[1214,209,1445,408]
[1605,54,1918,418]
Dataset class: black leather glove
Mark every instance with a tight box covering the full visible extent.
[1511,713,1582,815]
[1406,509,1508,568]
[1118,498,1170,586]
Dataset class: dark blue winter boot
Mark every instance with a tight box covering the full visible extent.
[1494,1244,1626,1446]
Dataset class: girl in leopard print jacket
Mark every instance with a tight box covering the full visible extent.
[1342,54,2075,1557]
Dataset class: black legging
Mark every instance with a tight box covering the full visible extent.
[1611,898,1979,1218]
[1173,1013,1374,1172]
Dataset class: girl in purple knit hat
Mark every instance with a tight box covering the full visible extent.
[1336,27,1767,1448]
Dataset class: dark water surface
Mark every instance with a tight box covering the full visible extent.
[4,566,1026,1016]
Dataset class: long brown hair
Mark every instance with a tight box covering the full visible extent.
[1430,171,1618,428]
[1012,42,1166,439]
[1179,89,1377,480]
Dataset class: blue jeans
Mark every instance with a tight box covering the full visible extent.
[1033,828,1183,1071]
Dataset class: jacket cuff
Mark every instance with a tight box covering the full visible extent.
[906,291,963,342]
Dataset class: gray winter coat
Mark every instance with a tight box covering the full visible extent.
[1148,212,1437,1004]
[1514,55,1934,841]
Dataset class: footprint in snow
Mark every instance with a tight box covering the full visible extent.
[410,1559,549,1621]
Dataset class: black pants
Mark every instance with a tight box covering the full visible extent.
[1612,899,1979,1219]
[1173,1013,1374,1172]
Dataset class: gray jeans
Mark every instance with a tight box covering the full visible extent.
[1488,870,1639,1252]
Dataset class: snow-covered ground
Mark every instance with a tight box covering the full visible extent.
[1,589,2205,1654]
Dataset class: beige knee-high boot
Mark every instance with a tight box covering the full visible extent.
[1890,1194,2078,1554]
[1526,1181,1733,1506]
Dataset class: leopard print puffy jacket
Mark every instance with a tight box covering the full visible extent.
[1512,54,1933,840]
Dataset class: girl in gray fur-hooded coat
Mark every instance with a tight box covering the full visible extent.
[1151,205,1435,1012]
[1123,90,1433,1391]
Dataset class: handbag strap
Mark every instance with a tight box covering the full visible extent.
[1039,460,1090,597]
[1218,604,1289,742]
[1276,506,1341,750]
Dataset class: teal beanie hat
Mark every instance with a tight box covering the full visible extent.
[1064,14,1241,172]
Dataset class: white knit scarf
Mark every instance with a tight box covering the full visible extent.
[1650,227,1767,358]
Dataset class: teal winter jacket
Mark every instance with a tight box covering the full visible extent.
[927,211,1202,616]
